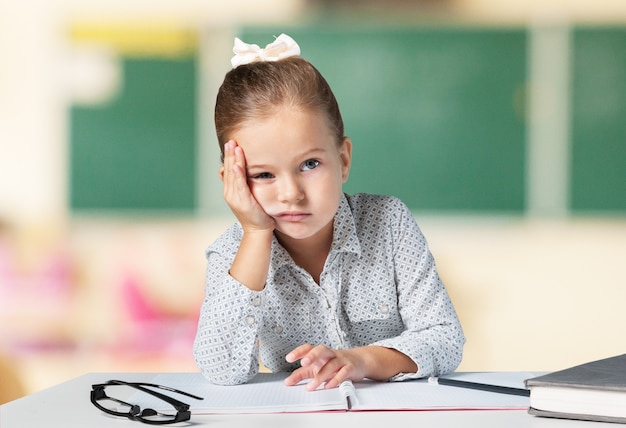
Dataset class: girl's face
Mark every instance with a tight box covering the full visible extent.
[230,107,351,245]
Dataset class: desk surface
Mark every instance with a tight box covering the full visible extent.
[0,373,608,428]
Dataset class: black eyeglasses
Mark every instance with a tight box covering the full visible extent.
[90,380,203,425]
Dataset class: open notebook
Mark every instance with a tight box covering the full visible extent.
[127,372,533,414]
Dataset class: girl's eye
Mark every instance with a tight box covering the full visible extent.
[301,159,320,171]
[251,172,274,180]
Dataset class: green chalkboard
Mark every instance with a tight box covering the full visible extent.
[70,57,197,212]
[571,27,626,212]
[240,25,527,212]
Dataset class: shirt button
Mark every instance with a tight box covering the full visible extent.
[274,324,283,334]
[251,296,261,307]
[379,304,389,314]
[245,315,255,325]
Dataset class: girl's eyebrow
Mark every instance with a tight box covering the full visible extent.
[297,147,327,158]
[246,148,328,170]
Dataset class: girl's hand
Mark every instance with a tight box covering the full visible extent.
[283,344,368,391]
[222,140,274,232]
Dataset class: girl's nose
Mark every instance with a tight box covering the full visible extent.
[278,175,304,203]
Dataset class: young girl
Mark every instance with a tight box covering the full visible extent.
[193,34,465,391]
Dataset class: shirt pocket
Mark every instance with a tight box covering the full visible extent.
[342,282,403,343]
[343,284,399,323]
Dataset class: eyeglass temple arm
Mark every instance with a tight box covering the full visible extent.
[122,382,203,400]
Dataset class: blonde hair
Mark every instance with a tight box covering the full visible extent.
[214,56,345,161]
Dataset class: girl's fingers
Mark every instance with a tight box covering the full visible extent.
[231,147,249,190]
[284,345,357,392]
[222,141,236,188]
[223,141,249,202]
[221,140,274,231]
[321,365,350,390]
[285,344,315,363]
[283,366,314,387]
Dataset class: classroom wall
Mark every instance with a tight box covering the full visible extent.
[1,0,626,400]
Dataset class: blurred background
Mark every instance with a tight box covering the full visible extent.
[1,0,626,404]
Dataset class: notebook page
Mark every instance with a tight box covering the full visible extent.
[128,373,347,414]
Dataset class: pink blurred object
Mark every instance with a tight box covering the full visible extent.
[117,274,198,356]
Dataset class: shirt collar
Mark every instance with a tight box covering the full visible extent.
[330,193,362,256]
[269,193,361,272]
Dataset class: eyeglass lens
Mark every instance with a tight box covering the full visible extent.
[91,382,192,425]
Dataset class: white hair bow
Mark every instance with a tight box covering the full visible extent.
[231,33,301,68]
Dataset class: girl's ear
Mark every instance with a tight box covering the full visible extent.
[219,165,225,182]
[339,137,352,182]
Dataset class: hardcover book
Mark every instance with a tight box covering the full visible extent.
[525,354,626,424]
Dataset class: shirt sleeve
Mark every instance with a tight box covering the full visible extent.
[371,200,465,380]
[193,244,264,385]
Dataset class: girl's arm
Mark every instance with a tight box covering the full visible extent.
[228,229,272,291]
[194,140,276,384]
[193,243,266,385]
[221,139,275,291]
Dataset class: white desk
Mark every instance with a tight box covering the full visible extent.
[0,373,609,427]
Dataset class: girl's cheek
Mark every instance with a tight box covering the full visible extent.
[250,184,268,204]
